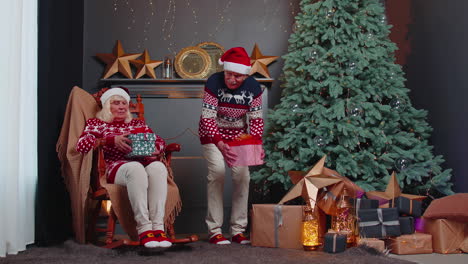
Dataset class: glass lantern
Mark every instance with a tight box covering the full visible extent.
[302,204,320,251]
[331,188,357,246]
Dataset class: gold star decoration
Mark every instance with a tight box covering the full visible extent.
[96,40,142,79]
[249,43,278,78]
[130,49,163,79]
[366,171,426,207]
[279,156,342,209]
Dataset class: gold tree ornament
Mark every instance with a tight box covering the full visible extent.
[96,40,142,79]
[279,157,342,209]
[130,49,163,79]
[366,171,426,207]
[249,43,278,78]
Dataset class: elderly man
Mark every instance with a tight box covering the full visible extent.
[199,47,264,245]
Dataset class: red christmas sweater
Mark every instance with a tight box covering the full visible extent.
[76,118,165,183]
[199,72,264,145]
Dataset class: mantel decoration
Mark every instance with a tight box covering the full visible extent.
[249,43,278,78]
[174,46,211,79]
[130,49,163,79]
[196,41,225,77]
[96,40,142,79]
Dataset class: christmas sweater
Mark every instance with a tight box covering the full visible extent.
[199,72,264,145]
[76,118,165,183]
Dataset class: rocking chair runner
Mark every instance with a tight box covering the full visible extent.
[86,88,197,248]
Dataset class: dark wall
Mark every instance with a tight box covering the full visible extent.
[404,0,468,192]
[37,0,84,244]
[83,0,299,106]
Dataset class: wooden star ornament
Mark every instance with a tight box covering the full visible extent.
[279,156,342,209]
[130,49,163,79]
[249,43,278,78]
[287,155,364,215]
[96,40,142,79]
[366,171,426,207]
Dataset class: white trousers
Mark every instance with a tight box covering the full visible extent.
[202,143,250,236]
[114,161,168,234]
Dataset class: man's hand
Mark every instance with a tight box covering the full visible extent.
[217,141,237,165]
[260,146,265,160]
[115,133,132,153]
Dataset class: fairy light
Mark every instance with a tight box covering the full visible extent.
[138,0,157,49]
[185,0,200,45]
[113,0,118,13]
[125,1,135,30]
[208,0,232,38]
[161,0,177,55]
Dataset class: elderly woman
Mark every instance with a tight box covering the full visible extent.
[76,87,171,248]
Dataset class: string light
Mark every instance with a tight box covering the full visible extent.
[185,0,200,45]
[208,0,232,39]
[138,0,157,49]
[161,0,177,55]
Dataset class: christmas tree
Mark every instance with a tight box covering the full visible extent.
[252,0,453,196]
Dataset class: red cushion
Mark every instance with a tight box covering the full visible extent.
[423,193,468,222]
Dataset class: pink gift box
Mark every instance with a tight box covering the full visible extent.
[226,139,264,167]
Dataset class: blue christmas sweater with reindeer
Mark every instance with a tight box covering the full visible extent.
[199,72,264,145]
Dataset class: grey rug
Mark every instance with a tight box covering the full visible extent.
[0,240,414,264]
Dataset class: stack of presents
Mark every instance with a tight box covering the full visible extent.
[251,156,468,254]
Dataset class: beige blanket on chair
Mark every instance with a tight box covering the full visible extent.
[56,86,181,243]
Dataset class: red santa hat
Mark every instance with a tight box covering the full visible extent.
[218,47,251,75]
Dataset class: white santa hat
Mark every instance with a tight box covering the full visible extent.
[100,87,130,105]
[218,47,251,75]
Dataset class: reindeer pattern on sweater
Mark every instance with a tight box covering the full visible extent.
[199,72,264,145]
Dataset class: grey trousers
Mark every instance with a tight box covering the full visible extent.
[202,143,250,236]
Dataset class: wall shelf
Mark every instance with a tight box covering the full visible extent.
[99,78,274,98]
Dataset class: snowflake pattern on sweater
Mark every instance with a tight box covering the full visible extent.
[199,72,264,145]
[76,118,165,183]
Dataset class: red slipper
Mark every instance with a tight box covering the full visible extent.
[153,230,172,248]
[209,233,231,245]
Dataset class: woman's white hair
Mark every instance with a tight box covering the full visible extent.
[96,95,132,123]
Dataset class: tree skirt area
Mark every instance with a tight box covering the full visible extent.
[1,240,414,264]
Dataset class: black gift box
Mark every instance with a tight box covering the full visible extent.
[388,197,422,217]
[399,216,415,235]
[350,198,379,210]
[324,233,347,253]
[358,208,401,238]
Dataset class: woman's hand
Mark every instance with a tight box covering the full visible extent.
[115,133,132,153]
[217,141,237,165]
[151,148,162,156]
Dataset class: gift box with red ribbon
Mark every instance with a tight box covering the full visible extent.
[226,135,263,167]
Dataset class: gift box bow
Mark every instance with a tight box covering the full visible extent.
[359,208,400,237]
[128,128,156,141]
[326,230,347,252]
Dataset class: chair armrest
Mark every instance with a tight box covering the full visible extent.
[164,143,181,166]
[165,143,181,154]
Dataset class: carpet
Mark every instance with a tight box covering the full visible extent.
[0,240,414,264]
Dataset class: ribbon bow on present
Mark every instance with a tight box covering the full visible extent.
[359,208,399,237]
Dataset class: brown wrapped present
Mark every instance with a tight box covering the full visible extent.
[423,218,468,254]
[357,238,386,252]
[251,204,326,249]
[386,233,433,255]
[461,237,468,253]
